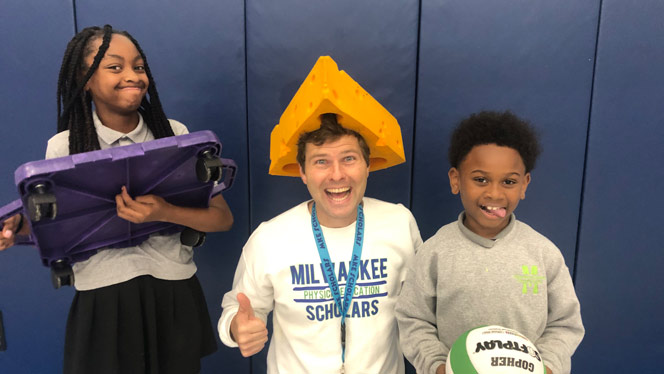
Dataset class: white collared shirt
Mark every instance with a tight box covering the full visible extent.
[45,111,194,290]
[47,111,188,156]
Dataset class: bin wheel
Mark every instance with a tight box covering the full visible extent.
[209,165,222,182]
[27,184,57,222]
[196,150,223,183]
[51,260,74,289]
[180,227,206,247]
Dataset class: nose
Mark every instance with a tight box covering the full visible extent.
[124,68,140,82]
[329,161,345,181]
[484,182,501,199]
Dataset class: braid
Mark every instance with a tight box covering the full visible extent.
[121,31,174,138]
[79,91,100,153]
[57,25,112,154]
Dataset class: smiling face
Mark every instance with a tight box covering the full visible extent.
[449,143,531,238]
[299,135,370,228]
[84,34,148,118]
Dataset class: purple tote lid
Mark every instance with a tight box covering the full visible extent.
[0,130,236,267]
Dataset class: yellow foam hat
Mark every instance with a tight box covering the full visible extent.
[269,56,406,176]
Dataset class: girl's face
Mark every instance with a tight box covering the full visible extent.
[84,34,149,117]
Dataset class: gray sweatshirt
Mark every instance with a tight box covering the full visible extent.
[395,213,584,374]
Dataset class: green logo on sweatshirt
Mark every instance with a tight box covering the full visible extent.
[513,265,545,294]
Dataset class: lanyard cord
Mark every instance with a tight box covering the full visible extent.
[311,202,365,363]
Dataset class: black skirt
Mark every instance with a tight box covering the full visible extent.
[64,275,217,374]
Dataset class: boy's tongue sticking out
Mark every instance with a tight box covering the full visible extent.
[482,205,506,218]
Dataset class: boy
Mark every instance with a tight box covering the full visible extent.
[395,111,584,374]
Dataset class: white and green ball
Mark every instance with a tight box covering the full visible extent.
[445,325,546,374]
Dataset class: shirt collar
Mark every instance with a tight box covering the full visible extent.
[457,211,516,248]
[93,110,148,146]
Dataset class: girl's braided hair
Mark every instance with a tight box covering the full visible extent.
[56,25,174,154]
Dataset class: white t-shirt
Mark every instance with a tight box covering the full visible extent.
[218,198,423,374]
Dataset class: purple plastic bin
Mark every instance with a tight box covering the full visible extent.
[0,130,236,277]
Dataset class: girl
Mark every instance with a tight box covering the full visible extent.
[1,25,233,374]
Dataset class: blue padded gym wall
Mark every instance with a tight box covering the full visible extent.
[2,0,663,373]
[245,0,419,226]
[411,0,600,271]
[0,0,249,372]
[73,1,249,372]
[574,0,664,371]
[0,1,75,372]
[244,1,419,372]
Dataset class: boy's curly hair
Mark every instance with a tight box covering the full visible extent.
[448,110,541,173]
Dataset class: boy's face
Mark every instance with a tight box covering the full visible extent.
[448,144,531,238]
[84,34,149,117]
[299,135,370,228]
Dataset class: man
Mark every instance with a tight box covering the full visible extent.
[218,113,422,374]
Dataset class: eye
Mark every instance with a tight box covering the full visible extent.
[313,159,327,165]
[503,179,517,186]
[134,65,146,72]
[473,177,487,184]
[107,65,122,71]
[343,155,356,162]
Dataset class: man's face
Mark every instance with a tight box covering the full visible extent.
[299,135,370,228]
[448,144,531,238]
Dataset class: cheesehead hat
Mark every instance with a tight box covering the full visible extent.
[269,56,406,176]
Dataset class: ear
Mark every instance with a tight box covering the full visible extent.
[299,164,307,185]
[520,172,531,200]
[448,167,460,195]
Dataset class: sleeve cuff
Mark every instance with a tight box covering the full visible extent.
[217,307,239,348]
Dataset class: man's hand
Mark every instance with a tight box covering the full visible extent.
[116,186,171,223]
[230,292,268,357]
[1,214,23,251]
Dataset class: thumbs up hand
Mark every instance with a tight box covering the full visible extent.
[230,292,269,357]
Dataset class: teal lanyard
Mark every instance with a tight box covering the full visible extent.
[310,202,365,363]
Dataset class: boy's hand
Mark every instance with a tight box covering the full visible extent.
[230,292,268,357]
[116,186,172,223]
[1,214,23,251]
[436,364,446,374]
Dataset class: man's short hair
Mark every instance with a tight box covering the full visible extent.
[296,113,370,170]
[448,110,542,173]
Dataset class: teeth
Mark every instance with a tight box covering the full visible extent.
[483,206,501,210]
[326,187,350,193]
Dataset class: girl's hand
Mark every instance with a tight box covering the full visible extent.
[115,186,172,224]
[1,214,23,251]
[116,186,232,232]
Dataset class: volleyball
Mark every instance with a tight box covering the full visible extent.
[445,325,546,374]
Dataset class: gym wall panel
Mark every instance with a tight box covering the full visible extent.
[244,1,419,372]
[245,0,420,228]
[412,0,599,272]
[0,0,249,372]
[74,1,249,372]
[0,1,75,372]
[574,0,664,371]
